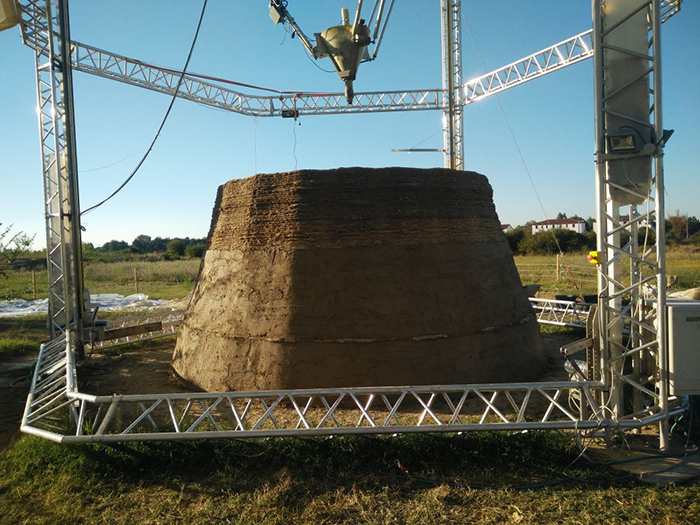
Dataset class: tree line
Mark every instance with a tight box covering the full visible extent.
[82,234,208,262]
[506,212,699,255]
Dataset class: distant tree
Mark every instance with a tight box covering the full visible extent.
[556,212,568,219]
[101,240,129,251]
[667,212,689,240]
[1,223,34,277]
[151,237,169,252]
[166,239,186,257]
[185,243,206,258]
[504,228,526,254]
[585,216,595,232]
[132,234,153,253]
[82,242,96,262]
[518,229,590,255]
[637,227,656,246]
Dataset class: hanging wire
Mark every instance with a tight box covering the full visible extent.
[81,0,209,216]
[81,152,139,173]
[462,13,583,294]
[409,128,443,150]
[292,120,299,170]
[253,116,258,174]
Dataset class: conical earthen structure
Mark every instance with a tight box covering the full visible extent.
[172,167,546,391]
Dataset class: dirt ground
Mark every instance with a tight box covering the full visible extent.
[0,329,579,448]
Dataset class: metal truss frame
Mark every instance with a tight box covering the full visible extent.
[529,298,592,329]
[86,311,183,352]
[20,334,685,444]
[14,0,686,445]
[20,0,87,347]
[441,0,463,170]
[463,30,594,104]
[72,41,446,117]
[593,0,671,448]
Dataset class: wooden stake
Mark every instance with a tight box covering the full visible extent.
[134,267,139,294]
[32,269,37,299]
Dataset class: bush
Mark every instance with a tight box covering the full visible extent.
[1,223,34,278]
[166,239,186,257]
[185,243,206,258]
[518,230,592,255]
[504,228,525,254]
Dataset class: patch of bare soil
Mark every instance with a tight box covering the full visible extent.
[0,353,37,448]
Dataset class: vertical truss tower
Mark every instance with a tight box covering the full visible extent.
[23,0,86,352]
[441,0,463,170]
[593,0,670,447]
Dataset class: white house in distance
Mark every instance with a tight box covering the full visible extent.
[591,215,651,230]
[501,224,514,234]
[531,218,586,235]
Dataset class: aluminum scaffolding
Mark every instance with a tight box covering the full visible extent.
[592,0,673,448]
[22,0,86,345]
[14,0,686,445]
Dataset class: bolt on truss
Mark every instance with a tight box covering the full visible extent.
[592,0,671,448]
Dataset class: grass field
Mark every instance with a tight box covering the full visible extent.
[0,259,200,301]
[515,249,700,297]
[1,252,699,523]
[1,428,699,524]
[2,250,698,302]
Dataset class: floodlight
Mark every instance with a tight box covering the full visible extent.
[607,131,638,153]
[269,1,283,25]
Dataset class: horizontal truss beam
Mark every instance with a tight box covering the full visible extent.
[20,336,682,444]
[21,12,690,118]
[529,297,592,329]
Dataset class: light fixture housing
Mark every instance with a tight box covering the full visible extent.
[606,131,639,153]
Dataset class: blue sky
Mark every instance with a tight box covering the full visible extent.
[1,1,698,247]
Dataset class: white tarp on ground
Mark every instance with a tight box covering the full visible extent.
[0,293,169,318]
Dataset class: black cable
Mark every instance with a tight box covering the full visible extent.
[81,0,209,216]
[9,363,36,388]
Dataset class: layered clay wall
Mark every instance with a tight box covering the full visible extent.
[172,167,546,391]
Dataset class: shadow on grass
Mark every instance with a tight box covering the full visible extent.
[4,432,700,524]
[2,431,631,495]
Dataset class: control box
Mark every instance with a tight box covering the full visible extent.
[668,301,700,395]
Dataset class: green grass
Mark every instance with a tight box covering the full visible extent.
[0,432,698,524]
[1,253,700,522]
[2,251,696,302]
[514,253,598,296]
[1,259,200,301]
[515,249,700,297]
[0,315,48,357]
[667,250,700,290]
